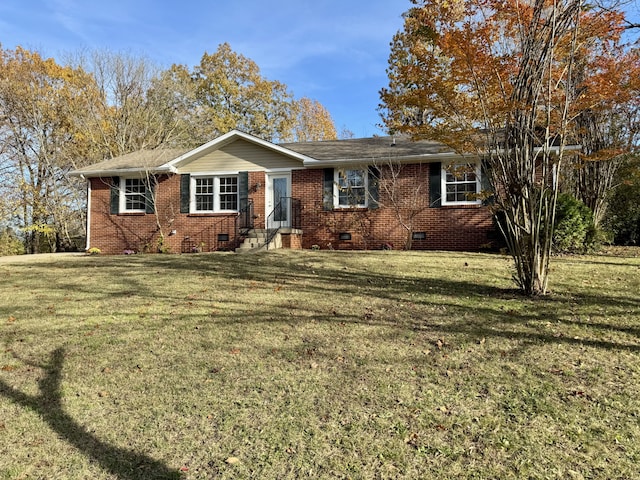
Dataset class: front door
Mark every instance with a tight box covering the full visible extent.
[265,173,291,228]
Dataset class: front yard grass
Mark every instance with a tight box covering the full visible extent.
[1,249,639,479]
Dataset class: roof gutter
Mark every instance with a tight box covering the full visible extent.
[302,152,471,168]
[69,165,177,178]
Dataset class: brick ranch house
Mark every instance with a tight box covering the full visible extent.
[71,129,498,254]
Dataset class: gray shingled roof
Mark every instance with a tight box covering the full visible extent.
[72,133,454,177]
[73,148,190,175]
[280,135,451,161]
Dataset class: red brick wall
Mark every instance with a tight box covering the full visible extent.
[248,171,266,229]
[89,165,495,254]
[89,173,267,254]
[281,232,303,249]
[291,165,495,251]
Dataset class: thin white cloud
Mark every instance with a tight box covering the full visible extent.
[1,0,407,136]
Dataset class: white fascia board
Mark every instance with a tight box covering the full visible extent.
[163,130,315,169]
[302,152,472,168]
[70,166,175,178]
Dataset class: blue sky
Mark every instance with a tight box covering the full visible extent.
[0,0,410,138]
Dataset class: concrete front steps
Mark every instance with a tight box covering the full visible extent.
[235,228,302,253]
[235,229,279,253]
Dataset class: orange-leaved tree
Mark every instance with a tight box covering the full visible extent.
[381,0,635,295]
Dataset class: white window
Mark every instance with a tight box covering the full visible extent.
[191,175,238,213]
[442,162,481,205]
[335,169,368,208]
[120,177,147,212]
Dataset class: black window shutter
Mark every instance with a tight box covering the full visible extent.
[238,171,249,210]
[480,160,494,206]
[145,176,156,214]
[429,162,442,208]
[180,174,190,213]
[323,168,334,211]
[110,176,120,215]
[368,166,379,209]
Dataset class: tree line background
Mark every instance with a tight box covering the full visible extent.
[0,42,340,254]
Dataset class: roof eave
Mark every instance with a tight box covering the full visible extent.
[70,165,176,178]
[302,152,472,167]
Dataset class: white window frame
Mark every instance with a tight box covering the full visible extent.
[190,175,239,213]
[334,169,368,208]
[441,161,482,206]
[120,177,147,213]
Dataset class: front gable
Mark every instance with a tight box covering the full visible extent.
[167,130,311,174]
[178,138,303,173]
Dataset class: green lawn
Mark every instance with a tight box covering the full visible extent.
[1,249,639,479]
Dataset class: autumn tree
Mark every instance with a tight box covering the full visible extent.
[190,43,296,143]
[291,97,337,142]
[565,45,640,227]
[381,0,635,295]
[70,50,195,158]
[0,46,100,252]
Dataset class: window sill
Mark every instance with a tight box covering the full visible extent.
[440,203,483,208]
[187,212,238,217]
[332,206,369,212]
[117,212,146,216]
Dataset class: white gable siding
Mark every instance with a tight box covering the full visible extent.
[179,139,302,173]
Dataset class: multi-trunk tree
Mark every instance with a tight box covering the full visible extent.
[381,0,637,295]
[0,46,99,252]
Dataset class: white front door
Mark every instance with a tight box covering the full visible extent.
[265,173,291,229]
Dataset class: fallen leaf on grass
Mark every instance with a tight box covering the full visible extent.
[404,432,419,446]
[226,457,240,465]
[179,466,189,472]
[1,365,16,371]
[230,348,241,355]
[7,316,16,323]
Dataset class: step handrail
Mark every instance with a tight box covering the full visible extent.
[263,197,301,249]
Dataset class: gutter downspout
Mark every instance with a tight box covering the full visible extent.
[83,176,91,252]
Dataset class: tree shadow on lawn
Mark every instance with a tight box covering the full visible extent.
[8,253,640,354]
[0,348,180,480]
[117,253,640,355]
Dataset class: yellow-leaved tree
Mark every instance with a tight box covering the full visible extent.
[0,46,100,253]
[291,97,338,142]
